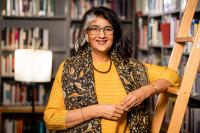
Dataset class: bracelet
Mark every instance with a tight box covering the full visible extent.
[80,108,85,121]
[151,83,158,95]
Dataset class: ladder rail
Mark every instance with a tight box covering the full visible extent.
[168,22,200,133]
[168,0,198,70]
[151,0,199,132]
[151,93,169,133]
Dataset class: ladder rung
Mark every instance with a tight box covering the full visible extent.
[167,87,179,95]
[175,37,194,42]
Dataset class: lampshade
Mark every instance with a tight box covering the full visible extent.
[14,49,53,83]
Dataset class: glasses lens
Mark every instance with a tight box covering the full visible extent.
[87,26,99,34]
[88,25,113,35]
[104,27,113,35]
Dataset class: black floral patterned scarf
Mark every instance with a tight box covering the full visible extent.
[60,45,150,133]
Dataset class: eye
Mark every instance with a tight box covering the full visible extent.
[91,27,99,31]
[105,27,113,31]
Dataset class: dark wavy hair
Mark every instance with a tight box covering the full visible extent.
[75,7,132,58]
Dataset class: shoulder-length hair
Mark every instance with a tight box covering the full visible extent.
[74,6,132,58]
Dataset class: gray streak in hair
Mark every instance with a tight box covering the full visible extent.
[74,14,97,52]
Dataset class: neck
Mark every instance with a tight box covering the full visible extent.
[91,52,110,63]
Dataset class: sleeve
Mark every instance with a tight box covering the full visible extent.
[144,63,180,87]
[43,60,67,130]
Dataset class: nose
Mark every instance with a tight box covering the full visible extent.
[99,29,106,38]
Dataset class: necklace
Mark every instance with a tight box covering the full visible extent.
[93,60,112,74]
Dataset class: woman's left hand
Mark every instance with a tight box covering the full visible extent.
[120,85,152,111]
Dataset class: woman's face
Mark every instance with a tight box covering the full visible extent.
[85,16,114,55]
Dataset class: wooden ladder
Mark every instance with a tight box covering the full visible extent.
[151,0,200,132]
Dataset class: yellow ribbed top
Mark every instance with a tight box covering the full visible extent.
[44,60,180,132]
[93,60,129,133]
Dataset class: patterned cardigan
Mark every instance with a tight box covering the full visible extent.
[60,46,150,133]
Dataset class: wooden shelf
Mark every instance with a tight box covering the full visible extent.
[148,13,162,18]
[138,47,148,52]
[163,45,173,49]
[163,10,180,15]
[1,75,14,78]
[1,48,15,52]
[136,14,148,18]
[196,8,200,12]
[3,16,66,20]
[0,106,45,113]
[183,52,190,56]
[149,45,162,48]
[190,96,200,102]
[1,48,66,52]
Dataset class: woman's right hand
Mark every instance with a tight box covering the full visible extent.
[96,104,125,121]
[65,104,125,128]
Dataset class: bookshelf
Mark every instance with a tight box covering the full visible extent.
[136,0,200,132]
[0,0,68,132]
[0,0,136,132]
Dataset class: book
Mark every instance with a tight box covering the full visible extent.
[160,22,170,46]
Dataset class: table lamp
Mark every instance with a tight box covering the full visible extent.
[14,49,52,132]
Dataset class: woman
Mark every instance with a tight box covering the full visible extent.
[44,7,179,132]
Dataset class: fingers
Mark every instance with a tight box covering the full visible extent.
[120,96,131,106]
[112,105,126,120]
[101,104,125,121]
[110,106,125,121]
[120,91,143,111]
[120,93,135,110]
[124,97,135,108]
[115,105,125,112]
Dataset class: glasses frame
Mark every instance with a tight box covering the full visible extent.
[87,25,114,35]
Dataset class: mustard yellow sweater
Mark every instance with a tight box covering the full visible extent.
[43,61,180,132]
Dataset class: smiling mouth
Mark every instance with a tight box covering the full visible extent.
[96,40,107,45]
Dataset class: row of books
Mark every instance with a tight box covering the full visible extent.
[164,97,200,133]
[148,16,180,47]
[136,0,187,16]
[4,119,48,133]
[138,16,199,52]
[1,54,14,77]
[1,27,49,50]
[187,107,200,133]
[70,0,132,20]
[2,82,47,106]
[1,0,55,16]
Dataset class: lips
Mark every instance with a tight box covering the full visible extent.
[96,40,107,45]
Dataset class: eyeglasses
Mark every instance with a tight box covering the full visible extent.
[87,25,114,35]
